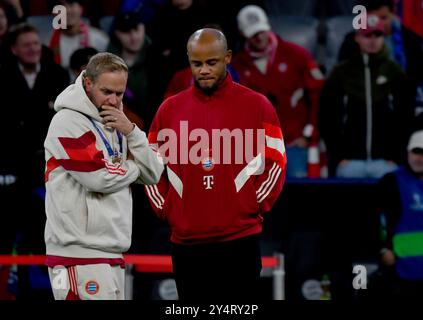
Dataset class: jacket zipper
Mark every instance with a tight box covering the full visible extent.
[363,54,372,160]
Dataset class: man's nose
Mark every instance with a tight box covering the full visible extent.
[199,65,210,74]
[107,94,119,106]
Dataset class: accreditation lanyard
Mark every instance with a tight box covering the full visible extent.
[88,117,123,161]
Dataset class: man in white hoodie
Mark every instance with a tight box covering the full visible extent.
[44,52,163,300]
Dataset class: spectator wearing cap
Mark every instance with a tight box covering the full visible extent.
[338,0,423,116]
[49,0,109,69]
[319,14,414,178]
[232,5,325,178]
[107,9,155,130]
[376,130,423,299]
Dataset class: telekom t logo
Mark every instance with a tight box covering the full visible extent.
[203,176,214,190]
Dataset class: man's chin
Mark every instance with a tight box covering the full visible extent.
[127,46,142,54]
[195,82,217,95]
[201,86,217,95]
[410,165,423,175]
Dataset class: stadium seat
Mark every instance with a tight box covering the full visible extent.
[264,0,357,17]
[325,0,356,16]
[324,15,355,74]
[268,15,319,55]
[27,15,55,45]
[99,15,114,35]
[265,0,317,17]
[27,15,91,46]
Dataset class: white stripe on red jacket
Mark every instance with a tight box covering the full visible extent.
[145,74,287,244]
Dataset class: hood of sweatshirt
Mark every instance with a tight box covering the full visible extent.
[54,71,103,122]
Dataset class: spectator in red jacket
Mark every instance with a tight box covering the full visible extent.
[146,28,286,300]
[232,5,324,178]
[49,0,109,69]
[397,0,423,39]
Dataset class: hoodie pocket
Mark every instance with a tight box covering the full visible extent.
[57,180,89,237]
[60,180,81,214]
[85,193,102,235]
[84,192,131,245]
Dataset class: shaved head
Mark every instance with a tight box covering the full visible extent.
[186,28,231,95]
[187,28,228,53]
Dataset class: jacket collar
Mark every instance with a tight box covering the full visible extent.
[351,46,389,67]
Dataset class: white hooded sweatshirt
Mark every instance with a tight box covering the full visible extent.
[44,72,163,259]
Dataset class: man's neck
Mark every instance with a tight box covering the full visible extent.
[122,50,138,67]
[246,39,272,59]
[20,62,38,74]
[63,23,81,36]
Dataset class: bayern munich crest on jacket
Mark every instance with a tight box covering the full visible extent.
[145,74,287,244]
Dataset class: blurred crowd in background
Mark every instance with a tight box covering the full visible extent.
[0,0,422,300]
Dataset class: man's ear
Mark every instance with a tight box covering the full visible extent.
[83,76,93,94]
[225,50,232,64]
[11,45,18,57]
[114,30,123,40]
[354,33,360,44]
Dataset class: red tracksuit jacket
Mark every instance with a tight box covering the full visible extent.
[232,34,324,144]
[146,74,287,244]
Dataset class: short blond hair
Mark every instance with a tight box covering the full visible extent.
[84,52,128,83]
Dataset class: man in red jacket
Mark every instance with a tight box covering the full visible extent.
[146,28,287,300]
[232,5,324,178]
